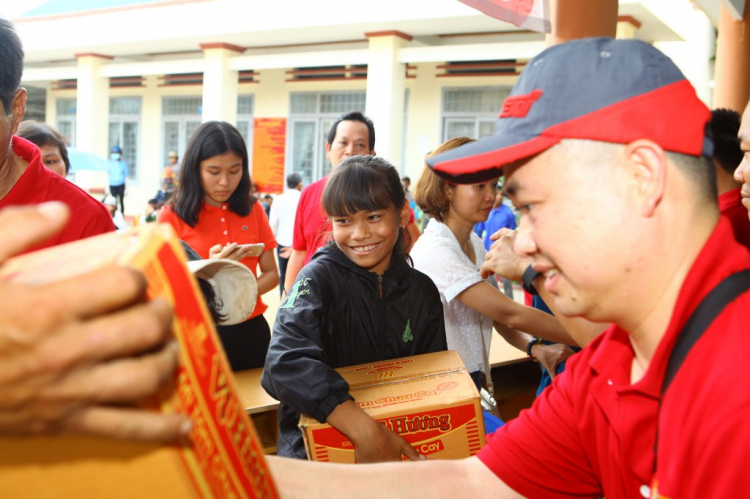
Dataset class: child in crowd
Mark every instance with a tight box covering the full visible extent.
[261,156,447,462]
[143,198,158,223]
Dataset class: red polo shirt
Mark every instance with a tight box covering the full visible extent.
[478,217,750,499]
[1,136,114,253]
[719,187,750,249]
[292,177,329,264]
[158,202,277,319]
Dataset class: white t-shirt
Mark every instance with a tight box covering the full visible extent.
[268,188,301,247]
[411,218,498,374]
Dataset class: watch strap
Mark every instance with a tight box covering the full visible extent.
[522,264,541,296]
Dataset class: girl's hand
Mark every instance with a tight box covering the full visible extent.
[326,399,422,463]
[352,418,422,463]
[209,243,253,261]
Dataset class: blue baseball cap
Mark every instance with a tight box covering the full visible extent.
[427,38,713,183]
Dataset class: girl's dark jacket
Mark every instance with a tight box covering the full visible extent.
[261,244,447,459]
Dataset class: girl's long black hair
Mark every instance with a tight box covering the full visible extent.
[322,155,412,267]
[173,121,255,227]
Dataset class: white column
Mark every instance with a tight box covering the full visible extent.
[365,31,410,168]
[75,53,111,156]
[141,75,162,193]
[200,43,243,125]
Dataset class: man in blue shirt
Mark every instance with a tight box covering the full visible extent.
[107,145,128,214]
[475,184,516,297]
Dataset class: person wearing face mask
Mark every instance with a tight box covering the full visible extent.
[107,145,128,214]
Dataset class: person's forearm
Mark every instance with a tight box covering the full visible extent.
[265,455,521,499]
[256,269,279,296]
[493,321,533,353]
[283,249,305,295]
[326,399,377,444]
[512,305,576,346]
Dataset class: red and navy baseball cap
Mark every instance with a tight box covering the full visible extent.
[427,38,713,183]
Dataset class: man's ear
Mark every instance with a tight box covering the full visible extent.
[324,141,332,159]
[370,149,376,156]
[10,88,26,134]
[623,139,667,218]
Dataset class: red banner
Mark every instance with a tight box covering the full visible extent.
[252,118,287,194]
[458,0,550,33]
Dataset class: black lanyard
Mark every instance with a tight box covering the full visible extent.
[653,269,750,473]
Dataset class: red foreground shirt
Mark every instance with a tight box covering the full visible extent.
[1,136,114,253]
[158,202,277,319]
[292,177,329,264]
[478,217,750,499]
[718,187,750,250]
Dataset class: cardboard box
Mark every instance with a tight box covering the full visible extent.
[299,350,486,463]
[0,224,278,499]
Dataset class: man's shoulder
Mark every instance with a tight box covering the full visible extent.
[300,178,327,198]
[47,175,108,213]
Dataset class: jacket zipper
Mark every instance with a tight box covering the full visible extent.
[377,274,387,356]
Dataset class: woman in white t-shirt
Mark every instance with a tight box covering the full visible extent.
[410,137,576,390]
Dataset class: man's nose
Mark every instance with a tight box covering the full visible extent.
[514,222,537,258]
[734,157,748,183]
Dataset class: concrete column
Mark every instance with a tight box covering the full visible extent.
[45,86,55,125]
[141,75,162,193]
[713,3,750,112]
[403,62,441,182]
[200,43,243,124]
[365,31,410,168]
[75,53,111,156]
[546,0,618,46]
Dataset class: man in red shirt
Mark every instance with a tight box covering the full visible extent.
[0,22,113,249]
[265,39,750,499]
[282,111,375,294]
[709,108,750,248]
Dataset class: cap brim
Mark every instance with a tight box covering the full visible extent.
[187,259,257,326]
[427,134,561,183]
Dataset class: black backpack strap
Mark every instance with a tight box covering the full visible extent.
[653,269,750,473]
[661,269,750,396]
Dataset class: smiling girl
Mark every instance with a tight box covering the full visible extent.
[158,121,279,371]
[261,155,447,462]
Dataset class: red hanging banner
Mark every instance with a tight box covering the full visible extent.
[458,0,551,33]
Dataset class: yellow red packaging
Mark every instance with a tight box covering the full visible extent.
[0,224,278,499]
[299,350,485,463]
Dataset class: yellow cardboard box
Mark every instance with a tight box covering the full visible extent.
[0,224,278,499]
[299,350,486,463]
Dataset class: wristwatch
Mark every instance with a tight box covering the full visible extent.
[521,263,542,296]
[526,337,542,362]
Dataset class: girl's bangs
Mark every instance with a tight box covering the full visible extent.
[324,165,395,217]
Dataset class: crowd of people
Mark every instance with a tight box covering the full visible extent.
[2,15,750,499]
